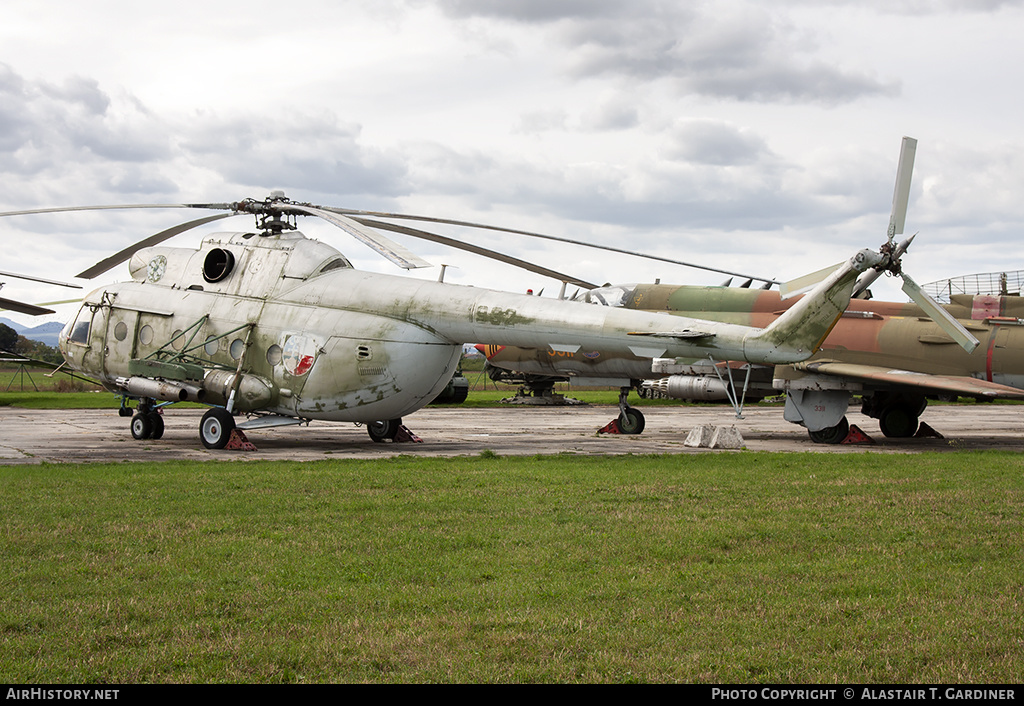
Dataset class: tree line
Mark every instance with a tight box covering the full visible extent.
[0,323,64,364]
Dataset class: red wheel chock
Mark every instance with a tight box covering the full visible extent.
[914,422,944,439]
[841,424,875,444]
[225,428,258,451]
[394,425,423,443]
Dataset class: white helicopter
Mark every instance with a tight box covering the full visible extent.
[2,192,889,449]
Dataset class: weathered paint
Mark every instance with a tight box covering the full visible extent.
[486,281,1024,393]
[58,230,875,428]
[480,277,1024,438]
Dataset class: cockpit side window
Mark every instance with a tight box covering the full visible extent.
[68,308,92,345]
[316,257,352,276]
[580,285,636,308]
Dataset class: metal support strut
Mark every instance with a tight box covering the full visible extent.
[709,356,754,419]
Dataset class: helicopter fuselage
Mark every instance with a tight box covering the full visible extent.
[59,231,468,423]
[56,228,880,445]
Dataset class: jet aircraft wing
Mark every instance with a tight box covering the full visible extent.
[794,361,1024,399]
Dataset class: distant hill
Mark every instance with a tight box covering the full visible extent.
[0,317,65,347]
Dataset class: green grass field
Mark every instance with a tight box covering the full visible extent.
[2,452,1022,683]
[2,362,1022,683]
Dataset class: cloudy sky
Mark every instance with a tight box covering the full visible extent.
[2,0,1023,326]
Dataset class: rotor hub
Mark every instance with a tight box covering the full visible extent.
[877,240,903,277]
[234,193,304,235]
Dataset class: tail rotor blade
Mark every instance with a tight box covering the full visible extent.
[888,136,917,243]
[874,138,977,355]
[901,273,980,353]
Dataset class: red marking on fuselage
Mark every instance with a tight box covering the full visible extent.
[294,355,314,377]
[986,330,998,382]
[474,344,505,360]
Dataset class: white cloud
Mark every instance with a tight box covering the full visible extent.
[666,122,774,166]
[1,0,1024,322]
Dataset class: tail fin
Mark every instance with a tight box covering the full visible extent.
[743,249,884,364]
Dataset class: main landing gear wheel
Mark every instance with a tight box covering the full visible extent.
[368,418,402,443]
[200,408,236,449]
[617,407,646,435]
[808,416,850,444]
[879,406,919,438]
[130,410,164,440]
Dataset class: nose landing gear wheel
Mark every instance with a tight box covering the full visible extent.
[128,397,165,440]
[617,407,646,435]
[200,408,236,449]
[130,412,152,440]
[148,412,164,440]
[808,416,850,444]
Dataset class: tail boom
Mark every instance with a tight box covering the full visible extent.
[742,249,884,364]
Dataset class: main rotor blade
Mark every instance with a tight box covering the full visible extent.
[278,204,431,270]
[36,298,84,307]
[0,296,55,316]
[321,206,780,286]
[0,203,234,218]
[901,273,980,354]
[888,136,917,242]
[354,217,599,289]
[0,270,81,289]
[76,212,236,279]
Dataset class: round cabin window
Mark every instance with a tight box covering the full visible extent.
[204,335,220,356]
[267,344,283,366]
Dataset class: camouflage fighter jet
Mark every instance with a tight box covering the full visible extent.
[478,278,1024,443]
[478,137,1024,442]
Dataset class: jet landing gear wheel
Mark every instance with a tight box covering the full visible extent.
[863,393,925,439]
[879,406,919,438]
[609,385,646,435]
[367,418,402,443]
[200,408,236,449]
[808,416,850,444]
[617,407,646,435]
